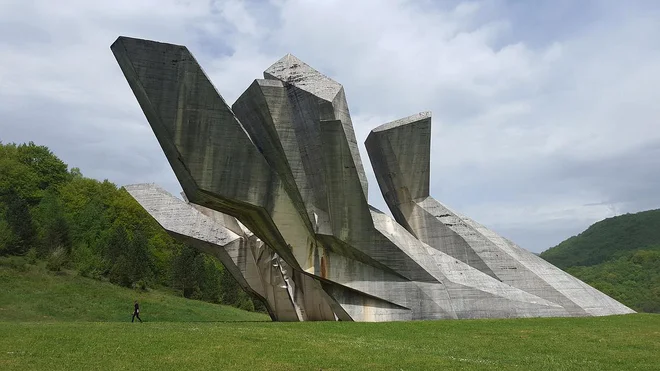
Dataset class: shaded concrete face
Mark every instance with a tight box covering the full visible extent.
[124,184,338,321]
[113,36,633,321]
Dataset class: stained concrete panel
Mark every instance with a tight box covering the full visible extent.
[114,36,634,321]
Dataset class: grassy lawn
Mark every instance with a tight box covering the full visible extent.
[0,259,269,322]
[1,260,658,370]
[0,315,658,370]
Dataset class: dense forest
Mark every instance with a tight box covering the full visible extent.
[541,210,660,313]
[0,141,262,312]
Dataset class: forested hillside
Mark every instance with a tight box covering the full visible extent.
[541,209,660,269]
[541,210,660,313]
[0,141,262,312]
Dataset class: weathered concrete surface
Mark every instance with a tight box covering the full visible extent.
[365,113,635,317]
[124,183,339,321]
[114,36,633,321]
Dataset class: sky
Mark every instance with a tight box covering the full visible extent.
[1,0,659,253]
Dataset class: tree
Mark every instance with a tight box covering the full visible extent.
[220,263,254,311]
[109,254,132,287]
[128,231,153,288]
[170,246,240,304]
[171,244,203,298]
[200,258,223,303]
[16,142,69,194]
[0,217,15,256]
[59,177,111,252]
[35,190,71,257]
[2,191,36,255]
[0,143,40,202]
[104,225,131,283]
[70,167,83,179]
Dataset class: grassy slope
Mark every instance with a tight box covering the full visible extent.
[0,315,658,370]
[541,208,660,269]
[1,259,659,370]
[0,259,269,322]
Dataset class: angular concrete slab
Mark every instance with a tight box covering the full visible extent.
[365,113,635,317]
[114,36,634,321]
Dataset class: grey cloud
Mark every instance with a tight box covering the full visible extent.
[0,95,176,192]
[1,0,659,255]
[442,140,660,251]
[554,141,660,210]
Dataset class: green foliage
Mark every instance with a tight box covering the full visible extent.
[72,242,103,279]
[541,209,660,268]
[171,244,201,298]
[104,226,155,289]
[0,141,264,313]
[0,143,39,202]
[171,245,229,304]
[15,142,69,194]
[45,246,68,272]
[541,209,660,313]
[219,262,256,311]
[0,142,69,203]
[200,258,223,303]
[566,247,660,313]
[104,225,131,271]
[129,231,153,288]
[34,190,71,257]
[1,190,36,256]
[0,217,15,255]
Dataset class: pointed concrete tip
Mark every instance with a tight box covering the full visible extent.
[110,36,128,51]
[370,112,432,134]
[110,36,186,52]
[265,53,307,74]
[123,183,165,193]
[112,35,145,48]
[264,53,342,102]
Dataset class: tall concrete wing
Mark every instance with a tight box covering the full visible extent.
[365,113,635,316]
[113,36,633,321]
[111,36,308,271]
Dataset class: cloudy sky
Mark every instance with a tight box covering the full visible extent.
[1,0,659,252]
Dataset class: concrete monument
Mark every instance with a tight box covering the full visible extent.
[112,36,634,321]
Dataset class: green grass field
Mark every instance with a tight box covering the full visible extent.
[1,261,659,370]
[0,258,269,322]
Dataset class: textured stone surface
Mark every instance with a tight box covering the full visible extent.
[365,113,634,317]
[124,183,338,321]
[113,36,634,321]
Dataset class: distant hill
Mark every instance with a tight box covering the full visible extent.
[540,209,660,313]
[541,209,660,269]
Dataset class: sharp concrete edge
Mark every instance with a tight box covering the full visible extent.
[113,36,634,321]
[124,183,332,321]
[365,114,635,316]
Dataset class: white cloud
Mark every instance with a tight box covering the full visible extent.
[1,0,659,252]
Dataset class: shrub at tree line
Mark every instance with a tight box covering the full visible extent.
[0,141,262,312]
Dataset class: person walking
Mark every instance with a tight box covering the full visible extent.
[132,300,143,322]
